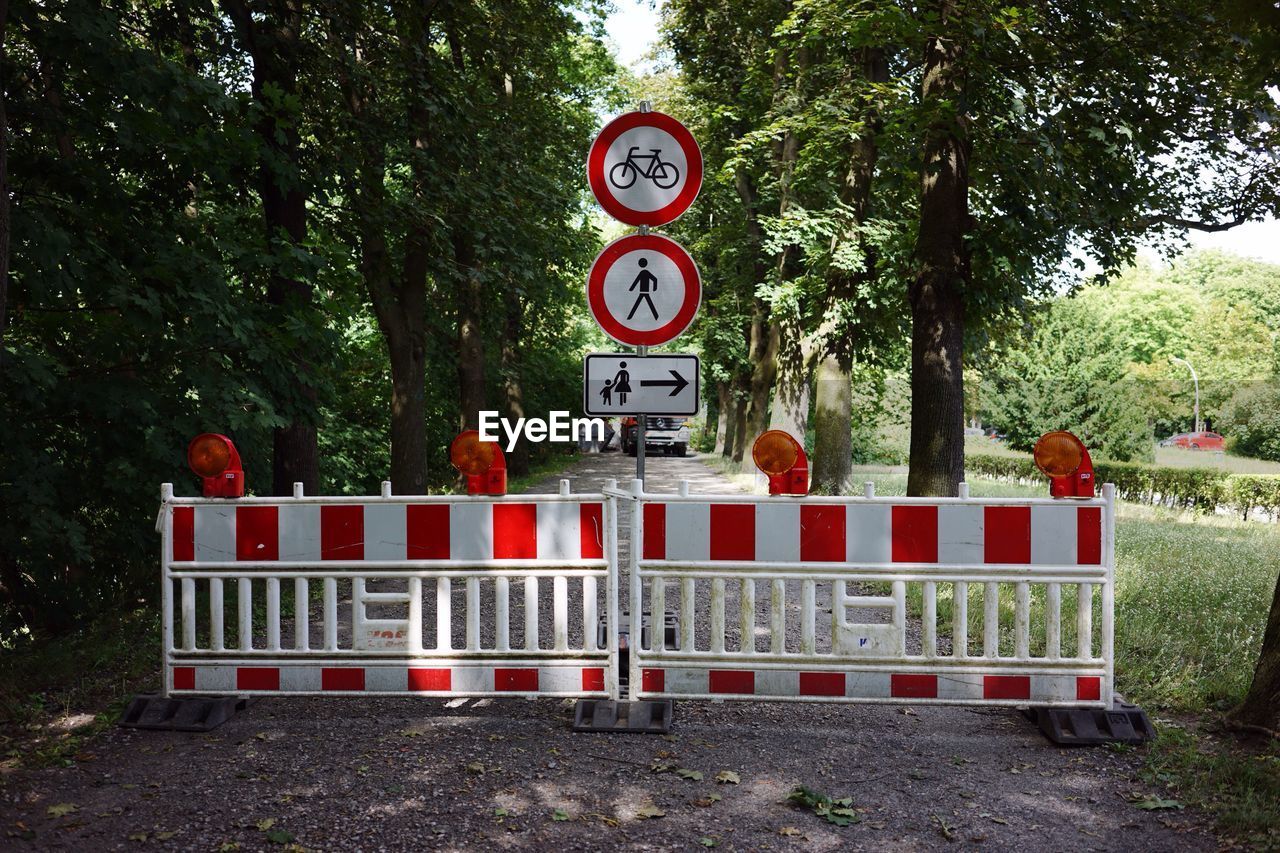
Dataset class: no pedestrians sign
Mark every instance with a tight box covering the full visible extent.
[587,110,703,227]
[586,234,701,347]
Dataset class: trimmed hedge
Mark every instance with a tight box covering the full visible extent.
[966,453,1280,521]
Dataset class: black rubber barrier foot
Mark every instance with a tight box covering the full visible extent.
[118,693,247,733]
[1027,695,1155,746]
[572,699,674,734]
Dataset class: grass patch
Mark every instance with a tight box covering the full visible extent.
[1142,723,1280,847]
[0,604,161,769]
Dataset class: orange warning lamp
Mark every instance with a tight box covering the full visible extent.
[187,433,245,498]
[450,430,506,496]
[1033,430,1095,498]
[752,430,808,496]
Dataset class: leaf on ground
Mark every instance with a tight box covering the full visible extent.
[254,732,267,741]
[46,803,78,818]
[494,807,509,819]
[934,814,955,841]
[128,832,148,842]
[635,804,666,819]
[699,837,718,847]
[256,818,276,832]
[778,826,804,837]
[264,828,294,844]
[676,768,703,781]
[694,793,722,807]
[156,830,178,840]
[552,808,570,822]
[1130,797,1184,811]
[466,762,485,774]
[786,786,860,827]
[715,770,740,785]
[584,813,620,827]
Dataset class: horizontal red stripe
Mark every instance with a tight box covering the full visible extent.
[407,668,451,692]
[891,673,937,699]
[493,504,537,559]
[710,504,755,561]
[494,668,539,692]
[236,505,279,561]
[582,667,605,692]
[798,672,844,697]
[892,505,938,563]
[236,667,279,691]
[800,505,845,562]
[983,675,1031,700]
[321,505,363,560]
[642,668,665,693]
[172,507,194,562]
[171,666,195,691]
[708,670,755,695]
[1076,676,1101,702]
[580,504,604,559]
[1077,507,1102,565]
[643,504,666,559]
[321,667,365,691]
[406,504,450,559]
[984,505,1030,564]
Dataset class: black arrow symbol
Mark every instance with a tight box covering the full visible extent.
[640,370,690,397]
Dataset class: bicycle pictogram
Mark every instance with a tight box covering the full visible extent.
[609,146,681,190]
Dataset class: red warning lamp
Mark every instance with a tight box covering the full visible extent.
[1033,430,1095,498]
[187,433,245,498]
[450,430,507,496]
[752,430,808,496]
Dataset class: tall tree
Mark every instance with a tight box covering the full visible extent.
[226,0,322,496]
[907,0,968,497]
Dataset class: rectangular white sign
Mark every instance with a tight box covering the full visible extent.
[583,353,700,416]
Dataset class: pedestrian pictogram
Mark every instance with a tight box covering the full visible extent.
[587,234,701,347]
[587,111,703,227]
[583,354,700,416]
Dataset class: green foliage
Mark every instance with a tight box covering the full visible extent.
[785,786,861,827]
[1219,383,1280,463]
[981,300,1155,463]
[967,453,1280,519]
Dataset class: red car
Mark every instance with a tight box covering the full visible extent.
[1163,431,1225,451]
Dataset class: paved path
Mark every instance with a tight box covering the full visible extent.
[2,453,1212,850]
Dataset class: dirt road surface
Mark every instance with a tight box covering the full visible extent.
[2,453,1212,850]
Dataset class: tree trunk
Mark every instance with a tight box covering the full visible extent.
[908,3,969,498]
[0,0,9,364]
[228,0,320,496]
[455,231,486,431]
[769,314,810,440]
[811,354,851,493]
[713,383,731,454]
[1230,574,1280,732]
[730,376,751,462]
[501,287,529,476]
[742,315,780,460]
[810,48,885,495]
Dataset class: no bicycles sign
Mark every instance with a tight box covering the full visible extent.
[587,111,703,227]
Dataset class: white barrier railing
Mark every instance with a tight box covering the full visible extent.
[623,480,1115,709]
[158,480,619,699]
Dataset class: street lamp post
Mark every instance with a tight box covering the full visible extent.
[1170,356,1200,433]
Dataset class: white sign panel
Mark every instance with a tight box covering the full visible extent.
[583,353,700,417]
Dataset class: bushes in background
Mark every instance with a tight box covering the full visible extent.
[966,454,1280,520]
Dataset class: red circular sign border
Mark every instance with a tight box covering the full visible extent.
[587,111,703,227]
[587,234,702,347]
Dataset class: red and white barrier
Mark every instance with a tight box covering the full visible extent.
[623,480,1116,710]
[160,481,619,701]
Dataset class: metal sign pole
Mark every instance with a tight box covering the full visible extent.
[636,344,647,484]
[636,205,650,485]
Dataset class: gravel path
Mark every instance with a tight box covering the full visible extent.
[1,452,1213,850]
